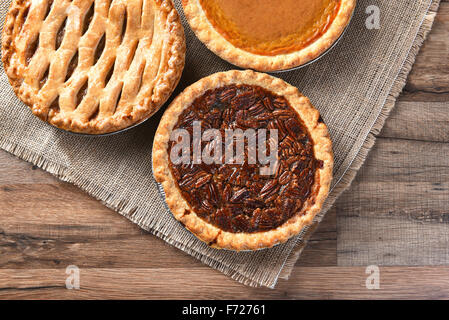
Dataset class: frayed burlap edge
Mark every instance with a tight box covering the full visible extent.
[278,0,442,284]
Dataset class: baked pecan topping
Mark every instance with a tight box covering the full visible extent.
[168,84,322,233]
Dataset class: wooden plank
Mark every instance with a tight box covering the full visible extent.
[381,101,449,142]
[1,266,449,299]
[337,137,449,266]
[283,266,449,300]
[297,209,337,267]
[405,2,449,96]
[346,138,449,183]
[0,152,57,185]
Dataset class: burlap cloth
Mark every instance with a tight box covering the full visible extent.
[0,0,440,288]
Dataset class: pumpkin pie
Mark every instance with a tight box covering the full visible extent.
[182,0,356,71]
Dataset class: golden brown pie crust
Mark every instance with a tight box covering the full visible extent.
[153,70,333,251]
[2,0,186,134]
[182,0,356,72]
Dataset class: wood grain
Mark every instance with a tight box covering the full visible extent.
[406,0,449,96]
[1,266,449,299]
[0,2,448,299]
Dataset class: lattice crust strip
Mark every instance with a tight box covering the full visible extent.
[2,0,186,134]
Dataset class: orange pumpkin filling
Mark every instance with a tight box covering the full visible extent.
[199,0,341,56]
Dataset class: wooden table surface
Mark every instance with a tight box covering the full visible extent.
[1,3,449,300]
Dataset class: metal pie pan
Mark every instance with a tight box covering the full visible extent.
[58,116,153,138]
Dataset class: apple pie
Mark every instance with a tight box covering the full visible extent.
[2,0,186,134]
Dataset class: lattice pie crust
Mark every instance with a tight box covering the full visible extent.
[2,0,186,134]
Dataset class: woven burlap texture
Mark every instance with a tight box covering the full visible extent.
[0,0,440,288]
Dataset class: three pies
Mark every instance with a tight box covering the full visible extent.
[153,70,333,251]
[2,0,186,134]
[182,0,356,71]
[3,0,337,251]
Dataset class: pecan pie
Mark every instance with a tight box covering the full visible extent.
[153,70,333,251]
[182,0,356,71]
[2,0,186,134]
